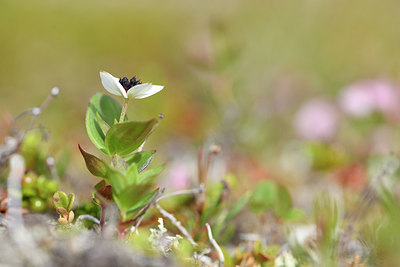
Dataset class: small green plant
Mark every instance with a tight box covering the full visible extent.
[53,191,75,225]
[19,132,68,212]
[22,172,59,212]
[79,71,165,233]
[0,88,68,215]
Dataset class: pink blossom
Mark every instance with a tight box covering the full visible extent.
[169,164,190,190]
[339,79,399,117]
[370,80,399,114]
[294,98,338,141]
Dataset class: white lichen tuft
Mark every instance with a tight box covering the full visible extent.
[275,251,298,267]
[149,218,182,256]
[192,249,219,267]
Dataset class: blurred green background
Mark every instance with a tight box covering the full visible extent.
[1,0,400,172]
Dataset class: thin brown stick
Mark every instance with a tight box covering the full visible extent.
[19,86,59,141]
[204,145,221,181]
[197,148,203,184]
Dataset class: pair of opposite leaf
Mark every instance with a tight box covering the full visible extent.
[79,146,161,193]
[79,145,162,221]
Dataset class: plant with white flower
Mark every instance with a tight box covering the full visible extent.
[79,71,165,234]
[100,71,164,122]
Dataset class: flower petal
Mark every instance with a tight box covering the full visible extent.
[100,71,128,98]
[127,83,164,99]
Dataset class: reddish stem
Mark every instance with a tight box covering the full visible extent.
[99,204,106,232]
[118,222,127,239]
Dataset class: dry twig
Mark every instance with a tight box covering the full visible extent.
[156,187,204,202]
[206,223,224,267]
[155,203,196,245]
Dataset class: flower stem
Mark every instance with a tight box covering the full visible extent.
[119,100,128,123]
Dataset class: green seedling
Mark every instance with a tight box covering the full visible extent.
[53,191,75,225]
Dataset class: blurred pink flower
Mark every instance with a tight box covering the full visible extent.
[339,79,399,117]
[370,80,399,114]
[294,98,338,141]
[169,164,190,190]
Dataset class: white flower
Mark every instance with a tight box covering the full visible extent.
[99,71,164,100]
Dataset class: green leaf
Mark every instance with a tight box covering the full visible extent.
[282,208,304,221]
[111,153,129,174]
[105,119,157,156]
[79,145,110,178]
[137,165,164,184]
[305,142,348,171]
[86,93,125,153]
[92,180,106,199]
[92,180,113,202]
[67,193,75,211]
[56,207,68,216]
[79,146,127,194]
[124,150,156,172]
[125,190,158,219]
[225,192,250,221]
[107,168,127,196]
[114,184,157,221]
[53,191,70,210]
[126,163,138,185]
[249,180,278,214]
[274,186,292,217]
[94,180,106,192]
[221,246,235,267]
[96,112,111,135]
[201,182,226,224]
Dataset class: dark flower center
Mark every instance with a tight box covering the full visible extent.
[119,76,142,91]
